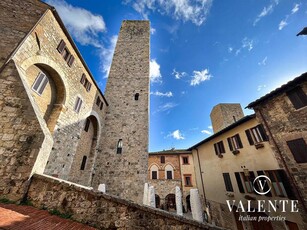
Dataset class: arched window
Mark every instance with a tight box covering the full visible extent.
[117,139,123,154]
[165,164,174,179]
[150,165,159,179]
[134,93,139,101]
[80,156,87,170]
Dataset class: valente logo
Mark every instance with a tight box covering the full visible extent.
[226,175,299,222]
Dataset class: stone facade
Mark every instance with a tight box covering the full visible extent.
[26,174,222,230]
[190,112,304,229]
[92,21,150,204]
[210,103,244,133]
[247,74,307,229]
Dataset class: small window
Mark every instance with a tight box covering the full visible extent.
[100,102,104,110]
[227,134,243,151]
[222,173,234,192]
[160,156,165,163]
[80,74,86,84]
[80,156,87,170]
[80,74,91,92]
[57,39,74,67]
[32,72,49,95]
[74,96,83,113]
[241,172,253,193]
[235,172,245,193]
[134,93,139,101]
[287,138,307,163]
[117,139,123,154]
[84,118,90,132]
[286,86,307,110]
[166,170,173,179]
[152,171,157,179]
[182,156,189,164]
[214,141,225,155]
[184,175,192,186]
[245,124,268,145]
[96,96,101,106]
[57,39,66,53]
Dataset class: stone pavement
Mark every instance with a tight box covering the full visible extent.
[0,204,96,230]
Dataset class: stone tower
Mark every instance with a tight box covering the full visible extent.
[210,103,244,133]
[93,21,150,203]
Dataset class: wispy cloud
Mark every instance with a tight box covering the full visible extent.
[150,59,162,83]
[155,102,178,114]
[124,0,213,26]
[150,27,156,34]
[258,56,268,66]
[46,0,106,47]
[257,85,267,91]
[190,69,212,86]
[208,125,213,130]
[234,37,254,56]
[150,91,173,97]
[278,3,300,31]
[228,47,233,53]
[100,35,117,77]
[168,130,185,140]
[201,130,212,135]
[172,69,187,79]
[253,0,279,26]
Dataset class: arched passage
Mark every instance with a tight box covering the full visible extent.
[165,194,176,211]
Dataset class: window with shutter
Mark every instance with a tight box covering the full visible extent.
[57,39,66,53]
[67,55,74,67]
[287,138,307,163]
[160,156,165,163]
[184,175,192,186]
[100,102,104,110]
[214,141,225,155]
[80,74,86,84]
[228,134,243,150]
[235,172,245,193]
[286,86,307,109]
[96,96,101,106]
[32,72,49,95]
[245,129,254,145]
[74,96,82,113]
[256,171,272,197]
[222,173,234,192]
[182,156,189,164]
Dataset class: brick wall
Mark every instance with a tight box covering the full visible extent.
[148,154,181,180]
[26,174,223,230]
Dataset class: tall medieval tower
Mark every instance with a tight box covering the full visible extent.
[93,20,150,203]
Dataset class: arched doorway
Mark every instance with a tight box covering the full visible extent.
[25,64,66,133]
[165,194,176,211]
[155,194,160,208]
[186,195,191,212]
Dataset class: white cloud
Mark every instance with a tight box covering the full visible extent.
[258,56,268,66]
[46,0,106,47]
[125,0,213,26]
[172,69,187,79]
[228,47,233,53]
[278,4,300,31]
[253,0,279,26]
[150,59,162,83]
[150,27,156,34]
[169,130,185,140]
[257,85,267,91]
[155,102,178,113]
[208,125,213,129]
[201,130,212,135]
[100,35,118,77]
[242,37,253,51]
[190,69,212,86]
[150,91,173,97]
[291,3,300,14]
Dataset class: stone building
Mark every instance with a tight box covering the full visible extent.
[0,0,149,204]
[148,149,197,213]
[189,104,304,230]
[247,73,307,229]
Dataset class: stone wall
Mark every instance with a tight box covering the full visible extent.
[0,60,49,200]
[93,21,150,204]
[253,80,307,229]
[26,174,223,230]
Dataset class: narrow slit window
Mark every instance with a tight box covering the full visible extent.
[74,96,83,113]
[117,139,123,154]
[84,118,90,132]
[32,72,49,95]
[134,93,139,101]
[80,156,87,170]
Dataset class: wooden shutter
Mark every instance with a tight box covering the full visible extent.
[276,170,296,200]
[223,173,233,192]
[80,74,86,84]
[86,82,92,92]
[235,172,245,193]
[161,156,165,163]
[257,124,269,141]
[220,141,225,153]
[67,55,75,67]
[236,134,243,148]
[227,138,234,151]
[57,39,66,53]
[245,129,254,145]
[286,87,307,109]
[287,138,307,163]
[214,143,219,155]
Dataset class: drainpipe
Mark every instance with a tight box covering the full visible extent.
[258,108,307,212]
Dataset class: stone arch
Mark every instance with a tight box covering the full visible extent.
[20,56,69,133]
[164,164,174,179]
[162,162,176,170]
[165,194,176,211]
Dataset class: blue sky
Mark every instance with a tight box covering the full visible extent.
[44,0,307,152]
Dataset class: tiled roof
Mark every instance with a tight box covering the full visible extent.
[149,149,192,155]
